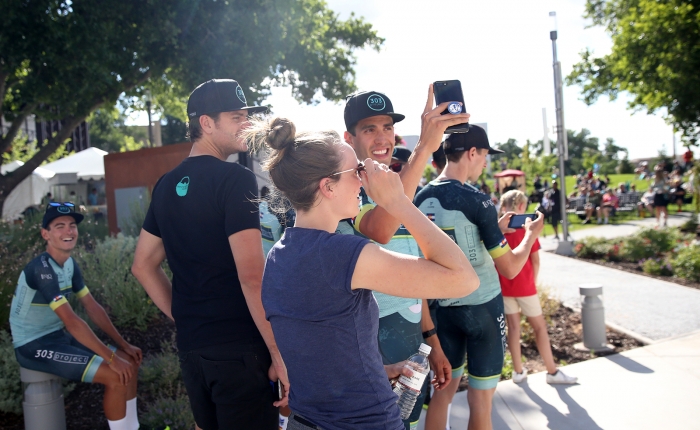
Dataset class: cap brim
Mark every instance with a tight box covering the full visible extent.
[42,212,84,229]
[243,106,269,115]
[488,147,505,155]
[388,113,405,124]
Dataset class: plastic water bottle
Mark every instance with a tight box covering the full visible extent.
[393,343,431,420]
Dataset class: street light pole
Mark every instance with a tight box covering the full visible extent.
[550,12,574,255]
[146,89,153,148]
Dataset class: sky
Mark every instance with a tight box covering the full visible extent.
[130,0,677,159]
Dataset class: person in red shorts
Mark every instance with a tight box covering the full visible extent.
[498,190,577,385]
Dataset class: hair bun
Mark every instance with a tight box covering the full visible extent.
[266,118,296,150]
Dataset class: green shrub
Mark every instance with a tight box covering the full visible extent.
[140,347,185,399]
[75,235,159,331]
[671,246,700,282]
[0,330,21,414]
[140,395,195,430]
[574,237,621,260]
[619,235,658,262]
[635,227,681,255]
[641,258,673,276]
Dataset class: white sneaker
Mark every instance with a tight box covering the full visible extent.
[512,368,528,383]
[546,370,578,384]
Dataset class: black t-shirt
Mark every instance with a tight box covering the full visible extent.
[549,189,561,212]
[143,156,262,351]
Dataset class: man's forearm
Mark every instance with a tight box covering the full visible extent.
[359,145,432,243]
[133,267,173,320]
[65,317,113,361]
[240,281,280,358]
[85,304,128,349]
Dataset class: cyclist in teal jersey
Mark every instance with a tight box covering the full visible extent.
[10,204,143,430]
[337,87,471,430]
[416,126,544,430]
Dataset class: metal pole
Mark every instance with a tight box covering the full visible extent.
[551,29,574,255]
[146,100,153,148]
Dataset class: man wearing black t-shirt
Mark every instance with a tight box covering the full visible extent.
[132,79,287,430]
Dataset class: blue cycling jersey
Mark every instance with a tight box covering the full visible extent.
[415,179,511,306]
[9,253,89,348]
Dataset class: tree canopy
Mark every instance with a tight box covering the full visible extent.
[567,0,700,143]
[0,0,382,210]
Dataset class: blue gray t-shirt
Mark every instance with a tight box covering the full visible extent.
[262,228,403,430]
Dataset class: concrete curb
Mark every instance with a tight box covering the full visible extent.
[560,304,656,346]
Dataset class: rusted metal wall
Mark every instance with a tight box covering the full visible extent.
[104,143,192,236]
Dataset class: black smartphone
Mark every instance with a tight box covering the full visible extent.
[507,213,537,229]
[274,379,283,401]
[433,80,470,134]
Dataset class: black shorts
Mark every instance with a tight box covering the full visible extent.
[550,210,562,225]
[436,294,506,390]
[178,341,278,430]
[14,329,111,383]
[653,194,668,207]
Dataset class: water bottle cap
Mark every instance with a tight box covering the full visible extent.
[418,343,432,355]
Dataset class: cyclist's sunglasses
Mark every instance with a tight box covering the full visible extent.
[389,162,403,173]
[46,202,76,213]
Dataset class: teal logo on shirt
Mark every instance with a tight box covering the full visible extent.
[176,177,190,197]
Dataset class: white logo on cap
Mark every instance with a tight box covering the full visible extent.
[367,94,386,111]
[447,102,462,114]
[236,86,246,104]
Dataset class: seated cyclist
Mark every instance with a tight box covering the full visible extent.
[9,203,143,430]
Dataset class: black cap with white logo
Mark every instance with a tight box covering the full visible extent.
[42,202,84,229]
[443,124,503,155]
[344,91,405,131]
[187,79,268,118]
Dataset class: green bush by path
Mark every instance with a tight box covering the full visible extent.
[0,330,21,414]
[671,247,700,282]
[140,395,195,430]
[75,235,160,331]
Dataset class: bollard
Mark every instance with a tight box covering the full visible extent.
[574,284,614,353]
[19,367,66,430]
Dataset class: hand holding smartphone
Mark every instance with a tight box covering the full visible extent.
[433,80,470,134]
[507,213,537,229]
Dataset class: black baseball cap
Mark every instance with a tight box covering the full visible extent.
[392,146,412,163]
[344,91,405,131]
[42,203,84,229]
[443,125,503,155]
[187,79,268,118]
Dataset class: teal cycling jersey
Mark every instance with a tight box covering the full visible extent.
[336,188,422,322]
[415,179,511,306]
[260,202,296,256]
[260,201,282,256]
[9,253,90,348]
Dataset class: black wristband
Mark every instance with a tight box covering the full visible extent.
[422,328,437,339]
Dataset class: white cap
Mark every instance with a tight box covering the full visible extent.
[418,343,432,355]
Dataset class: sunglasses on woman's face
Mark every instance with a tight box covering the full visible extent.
[329,162,366,178]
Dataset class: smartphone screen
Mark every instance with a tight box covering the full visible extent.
[433,80,470,133]
[507,213,537,229]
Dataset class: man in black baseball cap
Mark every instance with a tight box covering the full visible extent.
[42,202,84,228]
[443,124,504,155]
[133,79,286,429]
[337,85,471,430]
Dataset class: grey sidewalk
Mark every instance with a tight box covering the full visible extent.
[418,330,700,430]
[537,213,700,341]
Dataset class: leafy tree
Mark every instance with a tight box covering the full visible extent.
[0,0,383,214]
[567,0,700,143]
[87,106,147,153]
[161,115,188,146]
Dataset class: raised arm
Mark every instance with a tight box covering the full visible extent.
[132,229,173,320]
[229,229,288,407]
[352,160,478,298]
[357,85,471,244]
[493,213,544,279]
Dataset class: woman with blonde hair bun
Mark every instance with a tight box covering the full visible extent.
[244,117,478,430]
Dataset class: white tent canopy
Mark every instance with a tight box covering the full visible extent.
[1,161,56,220]
[42,147,107,181]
